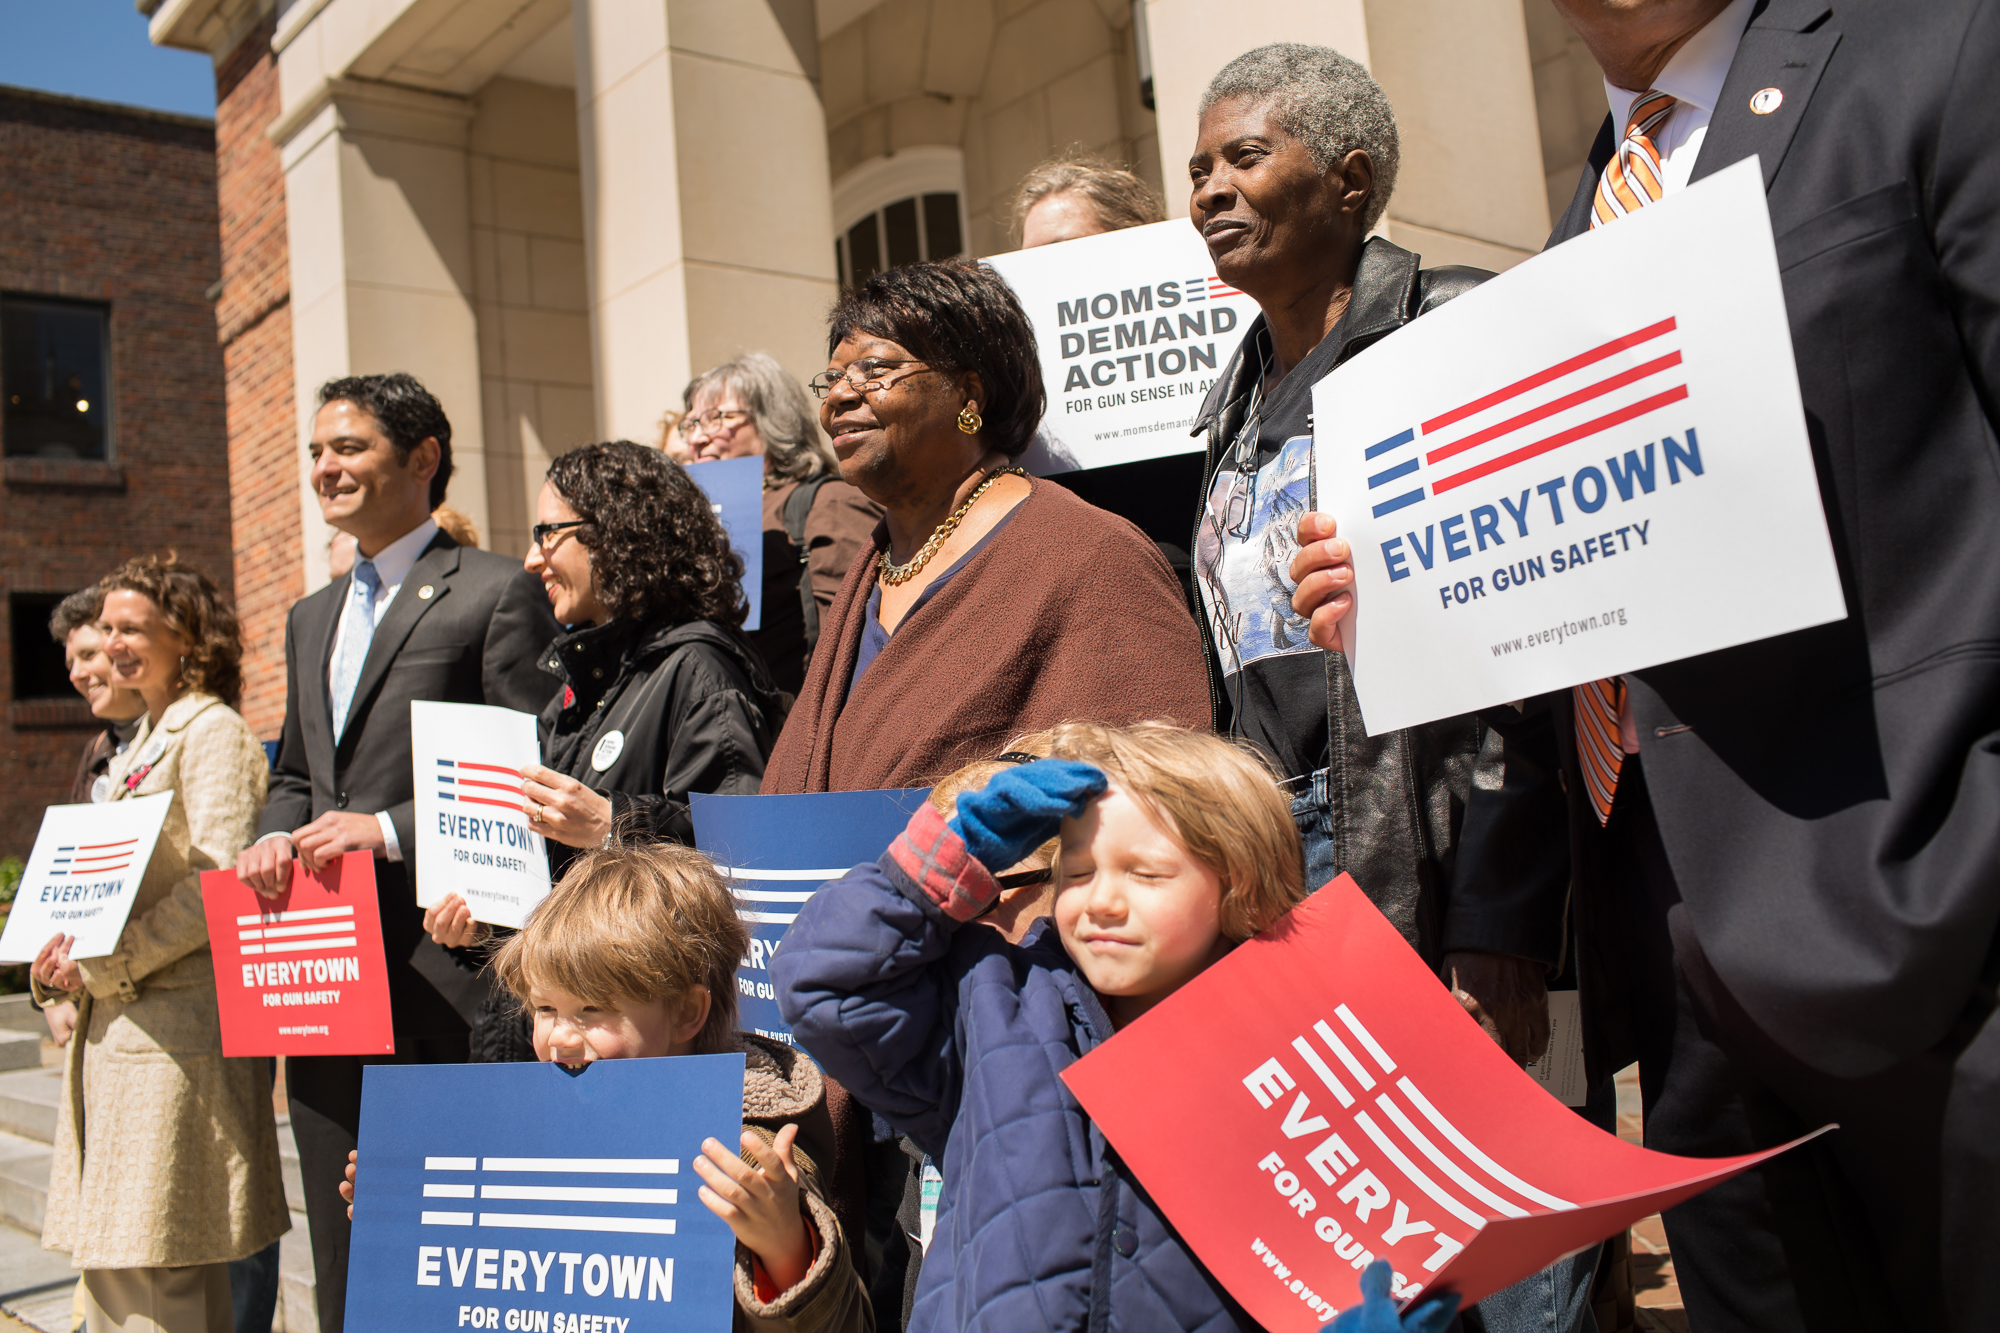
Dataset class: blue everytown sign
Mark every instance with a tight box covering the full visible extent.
[692,789,930,1043]
[346,1056,743,1333]
[685,455,763,632]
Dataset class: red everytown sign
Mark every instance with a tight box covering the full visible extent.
[201,850,395,1057]
[1062,875,1825,1327]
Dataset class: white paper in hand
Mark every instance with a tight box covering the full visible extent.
[410,701,551,929]
[0,792,175,961]
[1312,158,1845,734]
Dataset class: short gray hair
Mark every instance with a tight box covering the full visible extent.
[1198,43,1400,232]
[682,351,835,484]
[48,585,103,643]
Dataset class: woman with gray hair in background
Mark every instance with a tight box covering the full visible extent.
[680,351,883,694]
[1185,42,1606,1333]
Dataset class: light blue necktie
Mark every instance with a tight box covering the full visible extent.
[330,559,381,741]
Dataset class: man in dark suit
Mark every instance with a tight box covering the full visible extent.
[236,373,559,1333]
[1294,2,1999,1328]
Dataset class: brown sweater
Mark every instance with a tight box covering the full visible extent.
[762,479,1210,793]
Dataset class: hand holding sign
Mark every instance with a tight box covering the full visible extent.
[1063,874,1828,1325]
[0,792,175,963]
[412,701,553,929]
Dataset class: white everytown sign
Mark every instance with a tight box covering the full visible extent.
[0,792,174,961]
[1313,158,1844,734]
[984,219,1259,474]
[411,702,552,929]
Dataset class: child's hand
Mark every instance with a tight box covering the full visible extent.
[1332,1259,1458,1333]
[951,760,1107,871]
[339,1149,358,1222]
[693,1124,813,1293]
[423,893,488,949]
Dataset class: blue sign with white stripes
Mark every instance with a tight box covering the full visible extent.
[691,788,930,1043]
[345,1055,743,1332]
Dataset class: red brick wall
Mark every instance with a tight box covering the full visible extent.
[0,87,233,861]
[214,16,301,741]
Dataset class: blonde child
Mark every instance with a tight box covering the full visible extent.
[343,843,871,1333]
[775,721,1455,1332]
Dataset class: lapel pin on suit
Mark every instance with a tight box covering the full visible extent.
[418,585,435,600]
[1751,87,1783,114]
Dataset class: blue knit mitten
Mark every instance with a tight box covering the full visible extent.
[1332,1261,1459,1333]
[947,760,1106,872]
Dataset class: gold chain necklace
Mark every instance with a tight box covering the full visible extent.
[879,467,1028,586]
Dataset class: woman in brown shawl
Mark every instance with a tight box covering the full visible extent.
[762,259,1208,795]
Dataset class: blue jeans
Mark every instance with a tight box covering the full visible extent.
[1290,767,1338,893]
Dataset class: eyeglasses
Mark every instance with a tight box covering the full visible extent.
[531,519,587,552]
[806,358,932,400]
[677,408,750,439]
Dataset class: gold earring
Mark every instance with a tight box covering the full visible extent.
[957,403,982,434]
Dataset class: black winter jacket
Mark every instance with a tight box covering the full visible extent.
[468,615,784,1063]
[536,614,785,866]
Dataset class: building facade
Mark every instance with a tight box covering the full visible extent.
[0,87,233,861]
[143,0,1607,738]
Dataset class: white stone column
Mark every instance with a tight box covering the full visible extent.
[1142,0,1373,219]
[275,79,488,590]
[573,0,838,444]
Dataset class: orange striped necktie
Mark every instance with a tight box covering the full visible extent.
[1574,90,1675,823]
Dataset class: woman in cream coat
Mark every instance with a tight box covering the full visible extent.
[31,556,288,1333]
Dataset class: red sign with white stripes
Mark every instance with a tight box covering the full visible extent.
[201,850,395,1057]
[1063,874,1824,1325]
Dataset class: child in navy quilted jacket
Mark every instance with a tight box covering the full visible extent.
[775,722,1457,1333]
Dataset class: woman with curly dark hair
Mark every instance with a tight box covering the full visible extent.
[31,555,288,1330]
[422,442,785,951]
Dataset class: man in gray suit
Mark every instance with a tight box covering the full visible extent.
[236,372,559,1333]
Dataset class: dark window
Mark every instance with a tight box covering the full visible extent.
[837,192,965,288]
[1,295,111,460]
[9,593,76,701]
[921,193,962,260]
[845,215,882,288]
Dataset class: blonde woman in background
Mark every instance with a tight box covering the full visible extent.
[31,555,287,1333]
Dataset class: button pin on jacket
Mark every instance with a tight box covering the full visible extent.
[1750,87,1783,115]
[417,584,435,600]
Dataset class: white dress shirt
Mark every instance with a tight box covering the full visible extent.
[259,516,439,861]
[1602,0,1757,197]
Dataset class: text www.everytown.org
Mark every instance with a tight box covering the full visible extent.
[1491,607,1628,657]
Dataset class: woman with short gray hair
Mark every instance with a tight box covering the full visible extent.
[1185,45,1594,1333]
[678,351,883,694]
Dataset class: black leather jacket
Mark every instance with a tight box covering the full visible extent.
[1188,238,1501,962]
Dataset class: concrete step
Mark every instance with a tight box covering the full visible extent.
[0,1070,60,1147]
[0,1033,41,1075]
[0,996,44,1035]
[0,1217,74,1304]
[281,1208,316,1333]
[0,1130,50,1236]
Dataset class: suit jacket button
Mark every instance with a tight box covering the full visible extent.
[336,792,349,809]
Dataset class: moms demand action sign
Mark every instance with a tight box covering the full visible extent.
[346,1055,742,1332]
[412,701,553,929]
[1314,158,1844,733]
[985,220,1258,474]
[1065,876,1825,1327]
[691,788,930,1044]
[201,851,394,1057]
[0,793,173,962]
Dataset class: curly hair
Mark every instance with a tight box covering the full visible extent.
[318,372,455,509]
[99,554,244,709]
[545,441,748,628]
[47,585,104,643]
[826,259,1046,459]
